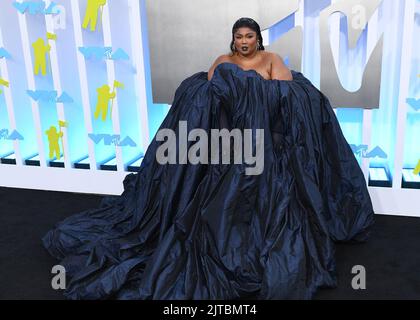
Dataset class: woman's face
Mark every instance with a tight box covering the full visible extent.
[233,27,258,56]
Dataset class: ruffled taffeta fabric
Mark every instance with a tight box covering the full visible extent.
[42,62,374,300]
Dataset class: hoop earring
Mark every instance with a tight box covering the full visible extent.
[257,41,261,50]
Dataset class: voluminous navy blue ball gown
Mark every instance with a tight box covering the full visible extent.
[42,62,374,299]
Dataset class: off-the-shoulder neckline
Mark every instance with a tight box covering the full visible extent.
[213,62,295,82]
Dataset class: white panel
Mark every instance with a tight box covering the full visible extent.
[392,0,415,189]
[369,186,420,217]
[0,27,23,166]
[361,1,379,183]
[70,0,97,170]
[102,3,123,171]
[1,165,419,217]
[128,0,150,152]
[44,0,71,169]
[0,165,126,195]
[17,4,46,167]
[329,10,340,73]
[362,109,372,181]
[294,0,304,28]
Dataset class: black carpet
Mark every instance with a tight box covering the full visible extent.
[0,186,419,300]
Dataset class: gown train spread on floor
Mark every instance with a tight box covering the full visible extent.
[42,62,375,299]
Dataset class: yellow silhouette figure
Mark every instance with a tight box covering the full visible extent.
[0,78,9,95]
[109,80,124,118]
[82,0,107,32]
[94,85,116,121]
[32,38,51,76]
[414,159,420,176]
[0,78,9,87]
[47,32,57,41]
[46,126,63,160]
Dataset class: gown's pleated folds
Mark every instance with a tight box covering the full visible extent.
[43,62,374,299]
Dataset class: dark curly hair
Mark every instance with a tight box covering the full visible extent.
[230,17,265,54]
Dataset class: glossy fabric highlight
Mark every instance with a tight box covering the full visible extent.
[42,62,374,299]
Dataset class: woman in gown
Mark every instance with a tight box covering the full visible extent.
[42,17,375,299]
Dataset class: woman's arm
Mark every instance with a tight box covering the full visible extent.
[270,53,293,81]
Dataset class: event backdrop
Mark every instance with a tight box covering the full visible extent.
[0,0,419,216]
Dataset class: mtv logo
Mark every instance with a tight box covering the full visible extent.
[27,90,58,102]
[78,47,129,60]
[350,144,387,159]
[0,129,24,141]
[406,98,420,111]
[0,48,11,59]
[88,134,137,147]
[26,90,73,103]
[145,0,383,109]
[13,1,59,15]
[79,47,113,60]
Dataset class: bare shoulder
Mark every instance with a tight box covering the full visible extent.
[266,51,286,64]
[213,54,233,65]
[266,51,293,81]
[207,54,233,80]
